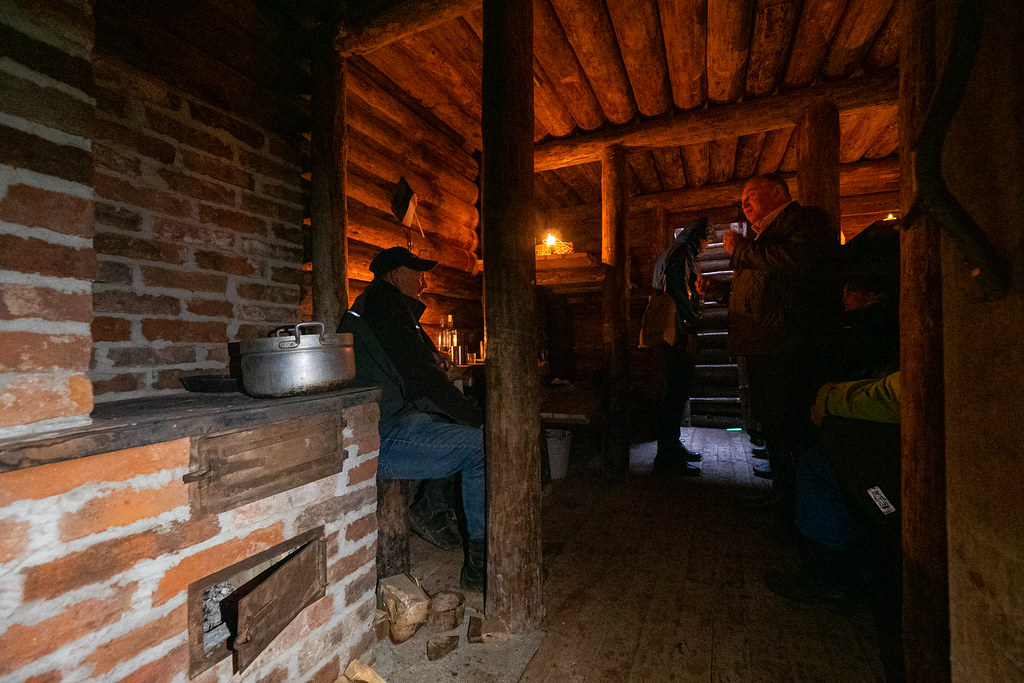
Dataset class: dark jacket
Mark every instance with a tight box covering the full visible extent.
[339,279,482,432]
[663,234,703,340]
[727,202,842,356]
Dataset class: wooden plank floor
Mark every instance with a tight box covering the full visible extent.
[384,428,886,682]
[523,427,885,682]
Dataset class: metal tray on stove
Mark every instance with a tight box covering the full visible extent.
[180,374,241,393]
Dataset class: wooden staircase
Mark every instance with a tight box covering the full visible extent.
[689,227,743,428]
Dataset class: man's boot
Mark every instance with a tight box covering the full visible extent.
[409,478,462,552]
[764,538,858,614]
[460,538,485,592]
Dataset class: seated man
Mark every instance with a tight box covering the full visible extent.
[765,371,901,612]
[339,247,485,591]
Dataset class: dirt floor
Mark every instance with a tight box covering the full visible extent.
[370,427,887,682]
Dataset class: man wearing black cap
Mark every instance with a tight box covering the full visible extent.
[340,247,486,591]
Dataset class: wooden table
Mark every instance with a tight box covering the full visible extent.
[540,383,600,429]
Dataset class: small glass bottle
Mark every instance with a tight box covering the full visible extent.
[438,314,455,359]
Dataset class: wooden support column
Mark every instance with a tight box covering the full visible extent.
[899,0,948,680]
[797,99,841,233]
[601,144,630,478]
[647,205,670,287]
[310,38,348,329]
[654,205,671,252]
[481,0,543,633]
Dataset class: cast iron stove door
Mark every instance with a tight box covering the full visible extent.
[232,535,327,672]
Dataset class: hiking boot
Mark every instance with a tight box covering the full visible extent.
[460,538,485,592]
[753,460,773,479]
[682,447,702,463]
[409,506,463,551]
[409,478,463,552]
[656,441,702,463]
[764,540,858,614]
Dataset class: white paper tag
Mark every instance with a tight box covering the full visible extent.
[867,486,896,515]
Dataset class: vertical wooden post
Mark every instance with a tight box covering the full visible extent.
[601,145,630,478]
[797,99,841,234]
[653,205,671,253]
[647,205,670,288]
[310,38,348,330]
[481,0,543,632]
[899,0,948,680]
[375,479,411,579]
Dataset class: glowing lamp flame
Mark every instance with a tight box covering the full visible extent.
[884,213,897,221]
[545,234,557,246]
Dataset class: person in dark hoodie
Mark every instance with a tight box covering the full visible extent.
[339,247,485,592]
[651,217,713,477]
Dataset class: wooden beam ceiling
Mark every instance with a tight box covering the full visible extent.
[534,72,898,171]
[335,0,480,56]
[544,157,900,224]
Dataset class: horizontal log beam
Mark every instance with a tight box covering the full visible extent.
[546,157,899,225]
[534,72,898,171]
[336,0,480,56]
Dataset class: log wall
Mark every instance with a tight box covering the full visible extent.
[341,57,483,337]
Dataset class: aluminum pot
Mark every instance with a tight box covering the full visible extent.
[239,322,355,398]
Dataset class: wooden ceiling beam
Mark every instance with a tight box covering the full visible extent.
[534,72,898,171]
[335,0,480,56]
[544,156,899,224]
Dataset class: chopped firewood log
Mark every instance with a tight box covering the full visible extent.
[344,658,387,683]
[374,608,390,641]
[427,591,466,632]
[426,634,460,661]
[466,615,507,644]
[377,573,429,644]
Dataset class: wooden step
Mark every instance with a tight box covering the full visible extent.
[688,396,742,416]
[694,363,738,384]
[699,258,732,273]
[687,413,745,429]
[701,306,729,326]
[697,331,728,348]
[695,347,730,364]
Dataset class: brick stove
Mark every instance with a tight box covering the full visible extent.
[0,388,382,682]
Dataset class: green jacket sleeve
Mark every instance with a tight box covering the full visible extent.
[814,372,901,424]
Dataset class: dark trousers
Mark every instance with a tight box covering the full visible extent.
[746,352,821,501]
[655,342,696,450]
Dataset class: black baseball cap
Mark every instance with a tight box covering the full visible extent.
[369,247,438,276]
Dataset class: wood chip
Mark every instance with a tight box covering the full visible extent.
[344,658,387,683]
[426,634,460,661]
[374,608,390,641]
[427,591,466,632]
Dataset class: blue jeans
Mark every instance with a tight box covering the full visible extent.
[795,447,864,551]
[378,411,485,541]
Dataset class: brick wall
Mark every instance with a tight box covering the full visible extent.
[0,0,96,434]
[0,401,380,681]
[89,56,306,401]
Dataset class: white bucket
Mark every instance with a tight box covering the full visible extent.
[545,429,571,479]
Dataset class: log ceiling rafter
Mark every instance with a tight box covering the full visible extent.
[534,72,898,171]
[327,0,903,233]
[335,0,481,56]
[545,157,900,225]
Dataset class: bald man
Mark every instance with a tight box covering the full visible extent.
[723,175,842,509]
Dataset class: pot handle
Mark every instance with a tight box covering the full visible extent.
[273,321,335,349]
